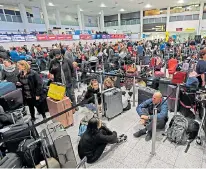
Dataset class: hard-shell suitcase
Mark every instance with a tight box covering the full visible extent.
[167,85,178,112]
[0,89,23,112]
[103,88,123,119]
[0,82,16,97]
[0,153,22,168]
[138,87,156,105]
[0,120,38,153]
[159,78,171,97]
[47,97,74,128]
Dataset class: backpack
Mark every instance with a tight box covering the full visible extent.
[166,115,189,145]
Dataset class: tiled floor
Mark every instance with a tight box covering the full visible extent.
[35,84,206,168]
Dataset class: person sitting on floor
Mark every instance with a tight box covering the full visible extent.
[134,92,168,141]
[104,77,114,90]
[78,117,127,164]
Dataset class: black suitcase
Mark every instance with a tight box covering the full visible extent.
[159,78,171,97]
[179,90,196,119]
[0,153,22,168]
[0,89,23,112]
[1,121,38,153]
[167,85,179,112]
[138,87,156,105]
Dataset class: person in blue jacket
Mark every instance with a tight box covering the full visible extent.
[10,47,27,62]
[134,92,168,141]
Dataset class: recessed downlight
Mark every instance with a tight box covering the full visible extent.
[145,4,151,8]
[100,3,106,7]
[80,8,83,11]
[48,2,55,6]
[120,8,125,12]
[178,0,184,4]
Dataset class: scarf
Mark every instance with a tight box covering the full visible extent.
[3,64,16,73]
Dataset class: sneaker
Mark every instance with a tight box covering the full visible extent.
[117,135,127,143]
[133,129,146,138]
[145,132,152,141]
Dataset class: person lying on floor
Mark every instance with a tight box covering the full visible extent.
[78,117,127,164]
[134,92,168,141]
[84,79,101,113]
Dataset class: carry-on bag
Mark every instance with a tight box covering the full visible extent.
[0,89,23,112]
[0,81,16,97]
[159,78,171,97]
[103,88,123,119]
[172,71,187,84]
[0,120,38,153]
[0,153,22,168]
[138,87,157,105]
[47,82,66,101]
[47,97,74,128]
[167,85,179,112]
[154,71,165,78]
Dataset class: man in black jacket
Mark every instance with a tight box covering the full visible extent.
[49,49,77,107]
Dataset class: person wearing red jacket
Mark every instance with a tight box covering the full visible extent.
[168,56,178,78]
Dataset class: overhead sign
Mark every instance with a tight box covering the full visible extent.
[185,28,195,31]
[12,35,25,42]
[143,23,166,32]
[0,35,12,42]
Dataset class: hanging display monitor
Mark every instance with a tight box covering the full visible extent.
[143,23,166,32]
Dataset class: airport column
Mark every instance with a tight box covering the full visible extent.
[18,4,29,31]
[166,7,170,32]
[140,10,143,39]
[198,2,204,35]
[77,5,83,30]
[100,10,105,31]
[40,0,50,32]
[81,13,85,30]
[55,9,61,27]
[118,13,121,29]
[97,16,101,30]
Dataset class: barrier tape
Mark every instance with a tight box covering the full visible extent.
[0,96,94,144]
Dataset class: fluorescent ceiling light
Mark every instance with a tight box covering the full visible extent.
[194,4,199,7]
[100,3,106,7]
[48,2,55,6]
[145,4,152,8]
[178,0,184,4]
[120,8,125,11]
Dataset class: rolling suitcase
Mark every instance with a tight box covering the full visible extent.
[47,97,74,128]
[138,87,156,105]
[40,123,77,168]
[167,85,178,112]
[0,120,38,153]
[0,153,22,168]
[0,89,23,112]
[103,88,123,119]
[0,82,16,97]
[159,78,171,97]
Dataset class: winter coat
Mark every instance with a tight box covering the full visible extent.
[1,64,19,84]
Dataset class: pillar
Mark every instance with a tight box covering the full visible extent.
[81,12,85,30]
[198,2,204,35]
[77,5,83,30]
[140,10,143,38]
[97,16,100,30]
[40,0,50,32]
[18,4,29,31]
[55,9,61,27]
[100,10,105,31]
[118,13,121,29]
[166,7,170,32]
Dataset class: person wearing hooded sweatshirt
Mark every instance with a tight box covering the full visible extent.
[1,59,19,84]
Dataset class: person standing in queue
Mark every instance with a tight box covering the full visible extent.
[49,49,77,110]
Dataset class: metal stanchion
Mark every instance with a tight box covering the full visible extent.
[164,61,167,76]
[101,55,105,73]
[152,67,155,77]
[151,107,158,156]
[100,72,104,116]
[94,94,100,118]
[174,84,180,115]
[76,69,80,92]
[133,76,136,107]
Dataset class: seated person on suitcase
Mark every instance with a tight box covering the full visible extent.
[84,79,101,113]
[78,117,127,164]
[134,92,168,141]
[104,77,114,90]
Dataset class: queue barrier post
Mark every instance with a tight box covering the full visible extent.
[94,94,100,118]
[100,72,104,116]
[133,75,136,107]
[76,69,80,92]
[151,107,158,156]
[174,84,180,115]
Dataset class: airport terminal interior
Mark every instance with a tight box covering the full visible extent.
[1,0,206,168]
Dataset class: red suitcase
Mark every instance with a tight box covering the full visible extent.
[172,71,187,84]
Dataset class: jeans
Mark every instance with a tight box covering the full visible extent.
[141,108,167,132]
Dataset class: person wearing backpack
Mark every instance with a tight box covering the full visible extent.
[134,92,168,141]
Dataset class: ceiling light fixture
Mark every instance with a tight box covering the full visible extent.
[100,3,106,7]
[120,8,125,11]
[99,12,101,14]
[145,4,152,8]
[48,2,55,6]
[0,5,3,7]
[80,8,83,11]
[177,0,184,4]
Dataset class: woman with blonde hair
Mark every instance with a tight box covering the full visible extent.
[17,60,46,121]
[104,77,114,90]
